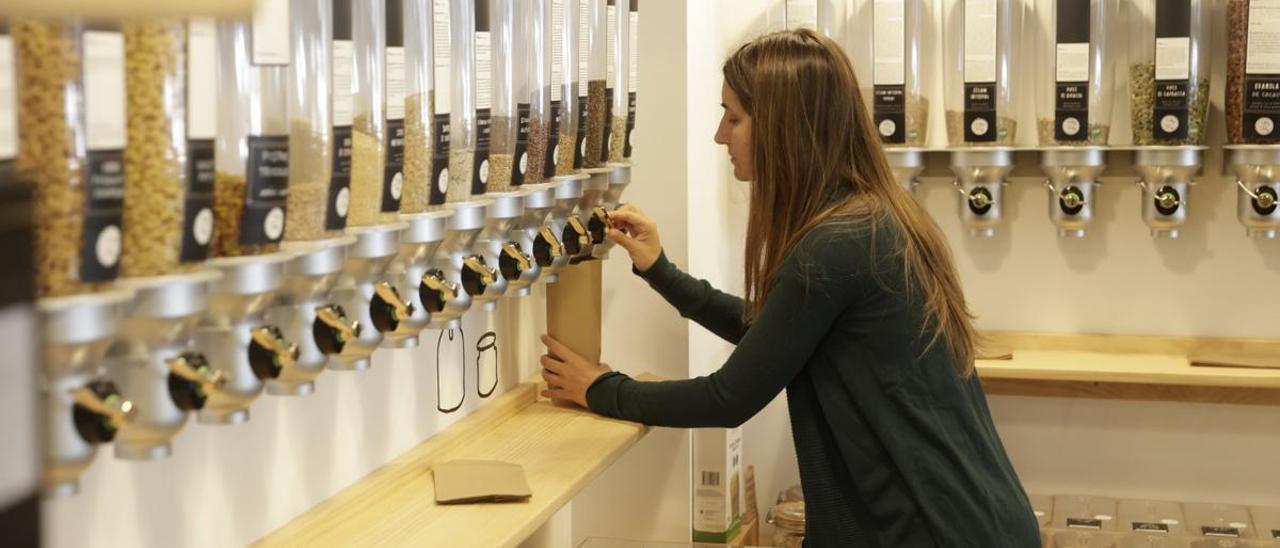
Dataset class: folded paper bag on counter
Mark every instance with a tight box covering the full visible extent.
[433,460,533,504]
[545,260,603,364]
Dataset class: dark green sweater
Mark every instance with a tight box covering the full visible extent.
[586,216,1040,547]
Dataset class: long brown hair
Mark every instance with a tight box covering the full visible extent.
[724,28,978,376]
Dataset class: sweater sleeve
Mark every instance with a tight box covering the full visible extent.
[634,251,749,344]
[589,225,867,428]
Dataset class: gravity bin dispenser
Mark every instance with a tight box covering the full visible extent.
[1128,0,1212,239]
[1224,1,1280,239]
[1034,0,1118,236]
[943,0,1022,237]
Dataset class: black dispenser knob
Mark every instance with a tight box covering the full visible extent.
[314,304,360,355]
[249,326,298,380]
[420,269,458,313]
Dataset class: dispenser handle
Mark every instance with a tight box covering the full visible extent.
[1237,179,1263,200]
[373,282,414,322]
[1043,180,1058,194]
[250,326,300,373]
[315,304,361,343]
[166,353,227,390]
[71,385,135,423]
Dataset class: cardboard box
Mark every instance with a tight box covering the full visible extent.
[692,427,743,543]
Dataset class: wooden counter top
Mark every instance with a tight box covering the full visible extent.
[256,380,649,548]
[976,332,1280,405]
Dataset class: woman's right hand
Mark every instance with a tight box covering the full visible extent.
[605,204,663,272]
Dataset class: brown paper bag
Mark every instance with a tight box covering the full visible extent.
[545,260,603,363]
[433,460,532,504]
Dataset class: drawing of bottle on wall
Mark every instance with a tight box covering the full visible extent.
[436,328,466,413]
[477,331,498,398]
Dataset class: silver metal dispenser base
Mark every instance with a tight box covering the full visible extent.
[950,148,1015,237]
[473,193,523,310]
[1134,147,1204,239]
[39,289,135,497]
[886,148,926,193]
[195,252,296,424]
[383,211,451,347]
[107,270,223,459]
[328,223,408,370]
[508,184,558,296]
[264,236,357,395]
[590,163,633,259]
[543,174,588,284]
[1225,145,1280,239]
[1041,148,1107,238]
[574,168,613,258]
[430,201,489,329]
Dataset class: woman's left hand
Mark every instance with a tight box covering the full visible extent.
[539,334,612,408]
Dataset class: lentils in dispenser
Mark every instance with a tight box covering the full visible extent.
[212,12,290,258]
[943,0,1022,147]
[1127,0,1212,146]
[606,0,628,163]
[1226,0,1280,144]
[120,20,218,277]
[1034,0,1117,146]
[401,0,436,212]
[15,21,126,296]
[552,0,581,176]
[852,0,934,147]
[580,0,606,168]
[347,0,393,226]
[526,0,552,183]
[485,0,519,192]
[285,0,346,241]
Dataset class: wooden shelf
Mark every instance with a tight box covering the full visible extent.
[255,380,650,548]
[976,332,1280,405]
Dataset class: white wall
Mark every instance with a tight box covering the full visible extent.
[678,0,1280,540]
[42,305,533,548]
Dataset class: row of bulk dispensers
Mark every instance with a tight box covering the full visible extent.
[869,0,1280,239]
[41,162,631,497]
[33,0,638,497]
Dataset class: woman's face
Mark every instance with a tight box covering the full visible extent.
[715,82,753,181]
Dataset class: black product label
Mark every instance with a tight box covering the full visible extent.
[179,139,215,261]
[546,100,561,178]
[473,108,491,195]
[1066,517,1103,530]
[383,119,405,211]
[81,150,124,281]
[512,102,531,186]
[1202,526,1241,538]
[1132,522,1169,533]
[601,89,613,162]
[327,126,353,230]
[964,83,997,142]
[386,0,404,48]
[1244,76,1280,139]
[334,0,352,41]
[1152,0,1191,141]
[874,85,906,144]
[241,135,289,244]
[625,91,635,157]
[1054,0,1090,142]
[430,113,450,204]
[574,95,588,168]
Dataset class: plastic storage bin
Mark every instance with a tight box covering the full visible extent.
[285,0,346,241]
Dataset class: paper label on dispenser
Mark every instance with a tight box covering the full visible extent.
[607,3,617,82]
[0,34,16,162]
[82,150,124,281]
[629,8,638,93]
[251,0,290,66]
[546,101,561,176]
[963,0,997,84]
[242,135,289,244]
[1245,0,1280,140]
[552,0,564,101]
[872,0,905,86]
[474,21,492,195]
[180,139,215,261]
[83,30,127,151]
[578,0,589,95]
[333,41,355,126]
[186,19,217,140]
[433,0,452,113]
[1153,0,1191,140]
[513,102,530,185]
[386,47,407,120]
[1054,0,1091,142]
[431,114,450,204]
[327,126,352,229]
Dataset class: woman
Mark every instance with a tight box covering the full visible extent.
[538,28,1039,547]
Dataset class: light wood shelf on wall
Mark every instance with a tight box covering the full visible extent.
[255,379,650,548]
[976,332,1280,406]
